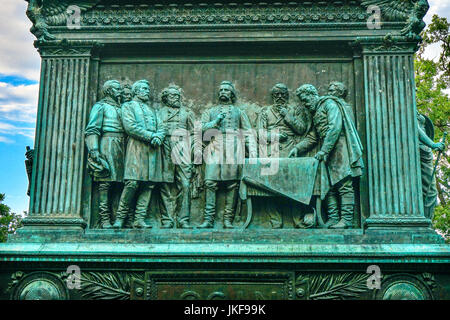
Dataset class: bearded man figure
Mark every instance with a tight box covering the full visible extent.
[121,84,133,104]
[257,83,312,229]
[113,80,166,229]
[257,83,309,158]
[290,84,364,229]
[198,81,256,229]
[158,85,195,229]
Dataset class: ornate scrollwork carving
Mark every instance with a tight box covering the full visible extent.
[36,40,104,57]
[65,1,374,30]
[353,35,419,53]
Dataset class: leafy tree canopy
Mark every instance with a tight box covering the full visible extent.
[0,194,22,243]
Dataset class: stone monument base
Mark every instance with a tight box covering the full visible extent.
[1,230,449,300]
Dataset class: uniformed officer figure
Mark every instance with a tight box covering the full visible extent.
[198,81,256,229]
[158,85,195,229]
[85,80,125,229]
[113,80,166,229]
[290,84,363,229]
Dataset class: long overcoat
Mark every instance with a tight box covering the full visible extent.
[122,99,164,182]
[202,104,255,181]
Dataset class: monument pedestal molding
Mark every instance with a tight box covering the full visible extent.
[1,0,449,300]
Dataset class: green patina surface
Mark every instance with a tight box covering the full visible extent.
[2,0,449,300]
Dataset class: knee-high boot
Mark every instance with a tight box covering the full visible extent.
[331,199,354,229]
[330,179,354,229]
[133,183,153,229]
[198,186,216,229]
[324,192,340,228]
[113,180,138,229]
[98,182,113,229]
[223,187,237,229]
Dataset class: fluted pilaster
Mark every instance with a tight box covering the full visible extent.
[24,41,101,229]
[359,40,430,228]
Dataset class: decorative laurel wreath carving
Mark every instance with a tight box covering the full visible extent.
[296,273,371,300]
[79,272,143,300]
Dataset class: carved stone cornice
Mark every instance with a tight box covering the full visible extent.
[352,35,419,54]
[28,0,429,41]
[78,1,374,28]
[35,40,104,58]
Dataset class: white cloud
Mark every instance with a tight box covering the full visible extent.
[0,81,38,143]
[0,0,40,80]
[0,121,35,140]
[426,0,450,24]
[0,135,14,144]
[0,82,38,123]
[422,1,450,73]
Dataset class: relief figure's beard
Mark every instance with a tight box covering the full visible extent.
[168,101,181,108]
[219,95,231,103]
[137,95,149,102]
[274,99,287,106]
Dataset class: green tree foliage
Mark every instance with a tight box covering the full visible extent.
[415,14,450,241]
[0,194,22,243]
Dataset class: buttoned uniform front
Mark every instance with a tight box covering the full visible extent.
[85,97,125,182]
[202,104,254,181]
[114,99,165,228]
[85,96,125,229]
[257,104,309,158]
[122,100,164,182]
[159,105,196,227]
[200,104,256,228]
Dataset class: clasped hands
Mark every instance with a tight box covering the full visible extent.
[151,127,166,147]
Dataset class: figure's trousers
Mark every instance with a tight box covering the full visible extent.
[203,180,238,223]
[116,180,155,222]
[268,201,307,229]
[98,182,112,222]
[160,164,192,225]
[326,177,354,224]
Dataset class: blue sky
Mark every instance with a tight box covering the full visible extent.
[0,0,449,215]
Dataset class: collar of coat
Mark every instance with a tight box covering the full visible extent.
[162,105,181,121]
[100,96,120,108]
